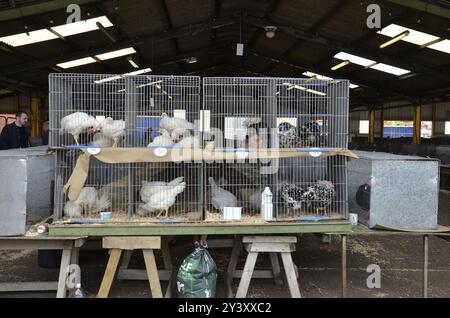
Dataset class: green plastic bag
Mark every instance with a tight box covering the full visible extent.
[177,241,217,298]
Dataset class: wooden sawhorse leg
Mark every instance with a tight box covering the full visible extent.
[98,237,162,298]
[56,248,73,298]
[341,234,347,299]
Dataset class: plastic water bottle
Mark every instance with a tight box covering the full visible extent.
[261,187,273,220]
[70,283,86,298]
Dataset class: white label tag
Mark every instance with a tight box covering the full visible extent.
[87,147,101,155]
[309,148,322,157]
[236,151,248,159]
[154,147,168,157]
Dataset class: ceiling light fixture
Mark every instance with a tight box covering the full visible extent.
[127,56,139,68]
[264,26,277,39]
[331,60,350,71]
[379,30,410,49]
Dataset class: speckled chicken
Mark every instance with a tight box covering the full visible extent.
[278,122,301,148]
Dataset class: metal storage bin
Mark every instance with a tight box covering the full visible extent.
[0,147,55,236]
[348,151,439,230]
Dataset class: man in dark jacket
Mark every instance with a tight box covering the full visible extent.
[0,111,30,150]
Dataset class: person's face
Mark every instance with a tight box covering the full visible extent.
[17,114,29,126]
[42,122,49,132]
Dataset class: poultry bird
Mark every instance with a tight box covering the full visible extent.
[60,112,101,145]
[136,182,186,218]
[308,180,335,211]
[99,117,126,147]
[173,135,201,149]
[208,177,238,212]
[140,176,185,203]
[278,122,301,148]
[279,183,306,210]
[160,113,195,133]
[64,200,82,218]
[71,187,111,215]
[171,127,192,143]
[147,129,174,147]
[91,132,113,147]
[299,121,322,147]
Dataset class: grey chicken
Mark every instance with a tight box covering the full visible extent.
[208,177,238,212]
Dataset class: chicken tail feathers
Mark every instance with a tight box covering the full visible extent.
[168,176,184,186]
[93,193,111,213]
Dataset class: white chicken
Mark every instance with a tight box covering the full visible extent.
[99,117,126,147]
[173,135,201,149]
[60,112,100,145]
[64,187,111,217]
[171,127,192,143]
[147,129,174,147]
[208,177,238,212]
[91,133,113,147]
[140,176,184,203]
[136,182,186,218]
[64,201,82,218]
[160,113,195,133]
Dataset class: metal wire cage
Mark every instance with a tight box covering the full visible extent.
[49,73,201,148]
[275,155,348,220]
[202,77,349,149]
[54,150,203,221]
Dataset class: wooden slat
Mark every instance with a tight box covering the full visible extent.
[97,248,122,298]
[103,237,161,250]
[235,252,258,298]
[243,236,297,243]
[142,249,163,298]
[0,281,58,292]
[117,269,172,281]
[247,242,295,253]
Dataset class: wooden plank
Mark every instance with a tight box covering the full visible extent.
[247,242,295,253]
[243,236,297,243]
[117,269,172,281]
[206,239,235,248]
[280,252,301,298]
[97,249,122,298]
[235,252,258,298]
[56,249,72,298]
[142,249,163,298]
[0,281,58,292]
[49,222,352,237]
[269,253,284,286]
[226,236,242,298]
[103,237,161,250]
[0,240,74,250]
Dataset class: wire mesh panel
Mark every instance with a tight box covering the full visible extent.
[276,155,348,220]
[202,77,349,221]
[274,78,349,149]
[54,150,203,221]
[49,74,201,148]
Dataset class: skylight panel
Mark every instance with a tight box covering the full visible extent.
[96,47,136,60]
[52,16,113,37]
[378,24,439,46]
[334,52,375,67]
[334,52,411,76]
[370,63,410,76]
[0,29,57,46]
[302,71,359,89]
[57,57,96,69]
[0,16,113,47]
[428,39,450,54]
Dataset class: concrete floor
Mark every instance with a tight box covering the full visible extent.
[1,191,449,298]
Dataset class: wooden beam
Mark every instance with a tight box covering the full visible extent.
[387,0,450,20]
[0,16,236,76]
[369,109,375,144]
[0,0,102,22]
[379,108,384,139]
[160,0,185,73]
[30,96,39,138]
[431,98,437,138]
[413,104,422,144]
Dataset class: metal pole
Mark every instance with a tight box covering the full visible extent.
[342,234,347,298]
[423,234,429,298]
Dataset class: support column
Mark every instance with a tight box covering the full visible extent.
[379,108,384,139]
[30,96,40,138]
[369,109,375,144]
[431,99,436,138]
[413,105,421,144]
